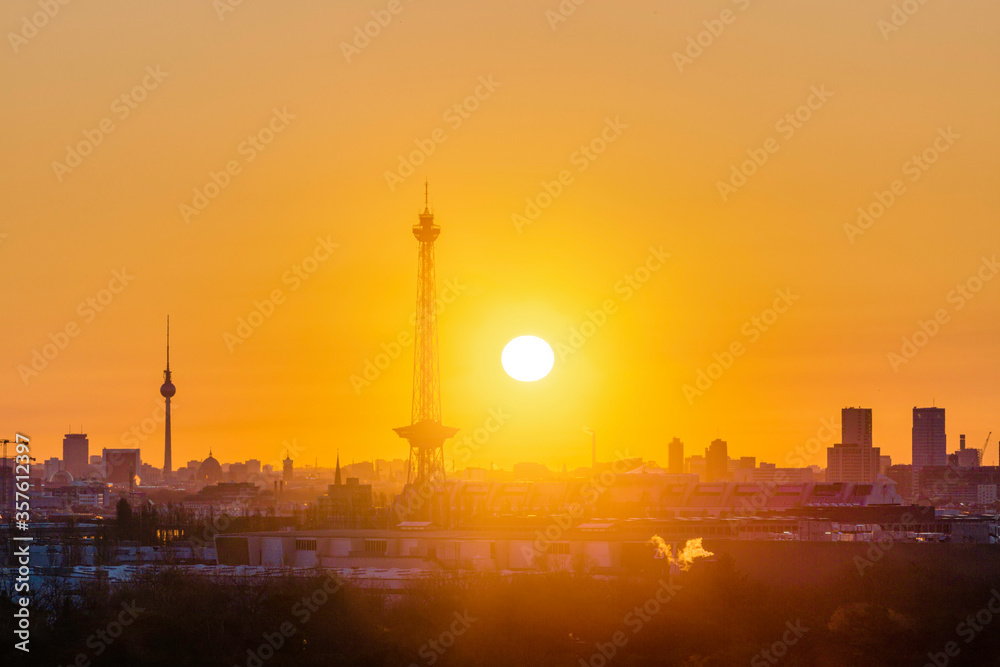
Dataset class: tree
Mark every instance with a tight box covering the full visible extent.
[116,498,133,539]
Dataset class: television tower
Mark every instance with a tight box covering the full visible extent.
[394,184,458,485]
[160,316,175,476]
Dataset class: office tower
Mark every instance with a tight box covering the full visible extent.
[685,454,706,480]
[827,443,880,483]
[842,407,873,447]
[912,407,946,470]
[103,448,141,485]
[62,433,89,478]
[668,437,684,474]
[283,454,294,481]
[705,439,728,482]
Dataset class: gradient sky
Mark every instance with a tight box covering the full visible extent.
[3,0,998,471]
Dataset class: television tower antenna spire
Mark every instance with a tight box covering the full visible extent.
[160,316,176,476]
[394,184,458,488]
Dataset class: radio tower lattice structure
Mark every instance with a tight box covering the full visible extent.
[394,183,458,486]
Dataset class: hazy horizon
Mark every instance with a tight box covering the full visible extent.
[3,0,999,470]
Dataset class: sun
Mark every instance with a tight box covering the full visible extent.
[502,335,554,382]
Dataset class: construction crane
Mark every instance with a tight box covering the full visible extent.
[979,431,992,466]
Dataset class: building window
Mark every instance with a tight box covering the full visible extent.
[295,539,317,551]
[364,539,387,554]
[549,542,570,555]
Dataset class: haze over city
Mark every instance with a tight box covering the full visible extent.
[4,2,1000,666]
[4,1,999,471]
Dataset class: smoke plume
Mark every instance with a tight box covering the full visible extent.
[648,535,713,570]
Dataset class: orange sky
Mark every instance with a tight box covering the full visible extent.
[2,0,999,470]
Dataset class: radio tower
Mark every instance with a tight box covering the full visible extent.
[394,183,458,486]
[160,316,175,476]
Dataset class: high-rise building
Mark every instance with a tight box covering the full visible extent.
[705,439,728,482]
[842,407,872,447]
[827,443,880,483]
[685,454,706,479]
[886,464,913,499]
[283,454,294,481]
[103,448,141,486]
[62,433,89,478]
[912,407,946,470]
[668,438,684,474]
[44,457,62,481]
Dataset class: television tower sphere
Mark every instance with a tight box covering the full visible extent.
[160,380,175,398]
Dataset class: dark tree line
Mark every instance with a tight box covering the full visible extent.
[4,549,1000,666]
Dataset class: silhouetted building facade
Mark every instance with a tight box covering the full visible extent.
[827,443,880,483]
[103,448,141,486]
[319,457,373,527]
[913,407,946,470]
[668,438,684,475]
[842,407,873,447]
[63,433,89,479]
[705,439,728,482]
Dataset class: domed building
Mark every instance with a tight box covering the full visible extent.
[197,450,222,484]
[48,469,75,486]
